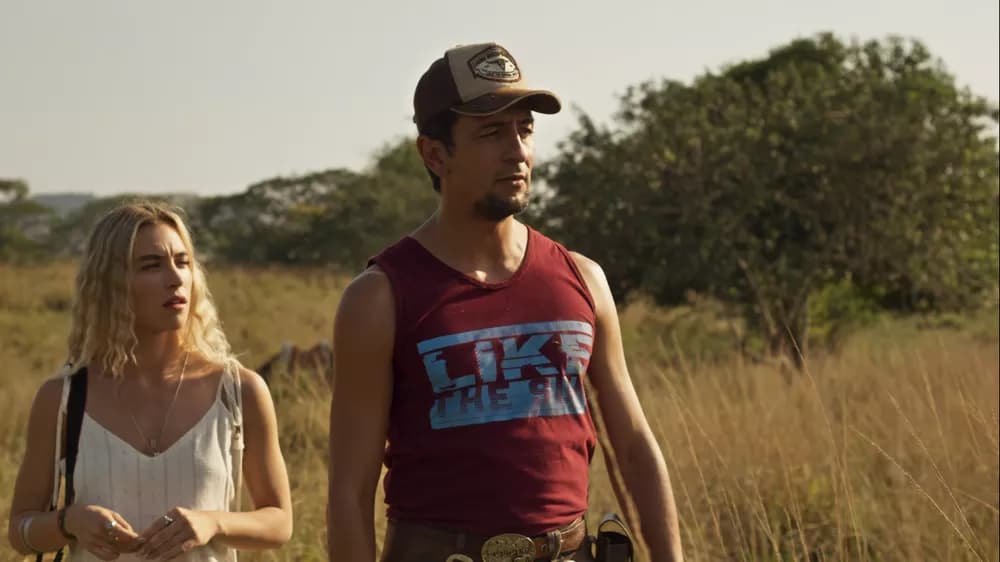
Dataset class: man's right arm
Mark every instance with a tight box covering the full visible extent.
[327,267,395,561]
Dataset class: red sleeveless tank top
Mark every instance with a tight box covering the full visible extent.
[369,226,598,537]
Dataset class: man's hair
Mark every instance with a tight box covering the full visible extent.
[419,110,459,193]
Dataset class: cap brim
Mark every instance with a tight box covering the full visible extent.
[451,88,561,118]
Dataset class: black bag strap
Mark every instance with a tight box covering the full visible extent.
[43,367,87,562]
[64,367,88,505]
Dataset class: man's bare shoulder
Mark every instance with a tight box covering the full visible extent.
[341,265,392,304]
[568,251,604,278]
[335,265,395,337]
[568,251,613,300]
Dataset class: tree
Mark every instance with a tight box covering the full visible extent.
[0,179,54,261]
[0,178,29,203]
[43,193,198,257]
[190,137,437,271]
[540,34,999,365]
[295,137,438,270]
[192,170,359,264]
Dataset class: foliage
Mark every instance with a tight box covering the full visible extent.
[539,34,999,364]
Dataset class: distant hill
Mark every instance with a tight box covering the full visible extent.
[29,193,95,217]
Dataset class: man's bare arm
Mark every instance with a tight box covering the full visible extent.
[572,252,684,562]
[327,267,395,561]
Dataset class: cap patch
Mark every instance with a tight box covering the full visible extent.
[467,46,521,83]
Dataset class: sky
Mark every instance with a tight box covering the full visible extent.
[1,0,997,196]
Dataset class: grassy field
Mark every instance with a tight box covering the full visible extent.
[1,262,997,561]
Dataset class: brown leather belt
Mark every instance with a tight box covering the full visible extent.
[383,517,588,561]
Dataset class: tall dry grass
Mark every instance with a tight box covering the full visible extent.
[1,263,996,561]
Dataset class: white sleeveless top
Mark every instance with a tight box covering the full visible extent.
[61,370,243,562]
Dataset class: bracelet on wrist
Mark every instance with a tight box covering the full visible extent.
[57,506,75,541]
[19,516,43,555]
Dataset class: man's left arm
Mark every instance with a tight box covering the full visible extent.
[571,252,684,562]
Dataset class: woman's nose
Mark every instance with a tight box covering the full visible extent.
[165,264,184,287]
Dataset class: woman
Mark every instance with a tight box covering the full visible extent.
[7,201,293,561]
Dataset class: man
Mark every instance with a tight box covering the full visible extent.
[327,42,683,562]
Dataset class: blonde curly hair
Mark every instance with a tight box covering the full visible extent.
[64,200,239,378]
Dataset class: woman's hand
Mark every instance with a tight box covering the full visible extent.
[138,507,220,560]
[64,504,142,560]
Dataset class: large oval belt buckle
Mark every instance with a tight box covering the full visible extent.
[481,533,535,562]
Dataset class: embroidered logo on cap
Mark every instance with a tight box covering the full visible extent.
[468,46,521,83]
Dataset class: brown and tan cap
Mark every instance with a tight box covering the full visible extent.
[413,42,561,133]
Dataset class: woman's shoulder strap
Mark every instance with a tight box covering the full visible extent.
[218,364,245,512]
[64,368,88,504]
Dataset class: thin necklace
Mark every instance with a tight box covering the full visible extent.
[123,353,189,456]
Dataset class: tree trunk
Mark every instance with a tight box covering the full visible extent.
[765,305,809,371]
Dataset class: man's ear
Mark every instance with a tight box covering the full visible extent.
[417,135,450,179]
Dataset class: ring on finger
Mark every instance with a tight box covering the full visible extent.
[162,514,175,527]
[104,520,118,540]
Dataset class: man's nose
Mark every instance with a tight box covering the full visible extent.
[502,129,530,163]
